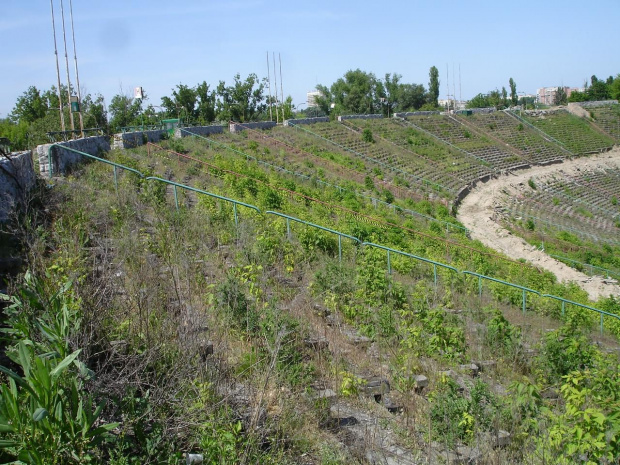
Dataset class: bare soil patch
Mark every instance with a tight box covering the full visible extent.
[457,147,620,301]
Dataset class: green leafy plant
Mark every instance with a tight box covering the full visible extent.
[361,128,374,143]
[0,274,118,464]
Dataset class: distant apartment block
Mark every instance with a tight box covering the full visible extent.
[537,86,585,105]
[307,90,322,107]
[438,99,466,110]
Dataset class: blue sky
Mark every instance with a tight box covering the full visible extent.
[1,0,619,117]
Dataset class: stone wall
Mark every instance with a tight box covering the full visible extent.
[394,111,440,117]
[284,117,330,126]
[229,121,277,133]
[175,125,225,138]
[576,100,618,108]
[37,136,111,176]
[112,130,167,149]
[0,151,36,222]
[337,114,383,121]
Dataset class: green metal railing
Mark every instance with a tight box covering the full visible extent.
[46,128,104,142]
[362,242,459,285]
[52,144,620,336]
[289,122,449,193]
[181,128,469,235]
[542,294,620,334]
[265,210,361,263]
[145,177,261,225]
[548,254,620,280]
[47,144,143,181]
[463,271,541,315]
[120,125,165,133]
[506,110,575,156]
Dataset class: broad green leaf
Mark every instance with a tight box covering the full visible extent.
[32,407,48,422]
[0,423,14,432]
[17,342,31,378]
[50,349,81,381]
[0,439,19,448]
[88,422,119,438]
[0,366,39,401]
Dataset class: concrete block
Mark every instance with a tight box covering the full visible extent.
[362,376,390,398]
[414,375,428,393]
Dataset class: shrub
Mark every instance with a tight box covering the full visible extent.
[362,128,374,143]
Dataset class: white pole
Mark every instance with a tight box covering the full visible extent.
[49,0,65,132]
[266,52,273,122]
[272,52,279,124]
[59,0,75,132]
[279,53,285,123]
[68,0,84,136]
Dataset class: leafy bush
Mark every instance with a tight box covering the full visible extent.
[0,273,118,464]
[361,128,374,143]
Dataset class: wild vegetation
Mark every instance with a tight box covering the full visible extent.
[1,69,620,463]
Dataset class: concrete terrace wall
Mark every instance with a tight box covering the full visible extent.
[37,136,111,176]
[112,130,167,150]
[175,125,224,138]
[229,121,277,133]
[394,111,440,117]
[284,117,329,126]
[337,114,383,121]
[576,100,618,108]
[0,151,36,222]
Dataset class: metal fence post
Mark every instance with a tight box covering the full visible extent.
[114,165,118,192]
[173,185,179,211]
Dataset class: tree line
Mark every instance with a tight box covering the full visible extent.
[311,66,441,117]
[3,67,619,151]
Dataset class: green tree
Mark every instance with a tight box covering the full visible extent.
[467,93,490,109]
[329,69,382,115]
[216,73,266,122]
[428,66,440,107]
[400,83,427,111]
[554,87,568,105]
[0,118,29,150]
[9,86,48,124]
[383,73,401,115]
[108,93,143,132]
[509,78,517,105]
[501,87,508,108]
[312,85,333,117]
[81,93,108,131]
[587,75,611,100]
[196,81,216,123]
[610,74,620,100]
[161,84,198,122]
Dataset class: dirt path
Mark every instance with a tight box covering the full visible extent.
[457,147,620,301]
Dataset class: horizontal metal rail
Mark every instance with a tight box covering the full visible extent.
[265,210,360,263]
[463,270,541,314]
[55,144,620,334]
[506,110,575,156]
[146,176,261,225]
[47,144,144,180]
[46,128,104,143]
[289,122,448,193]
[120,124,165,133]
[181,128,469,234]
[542,294,620,334]
[548,254,620,280]
[363,241,459,285]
